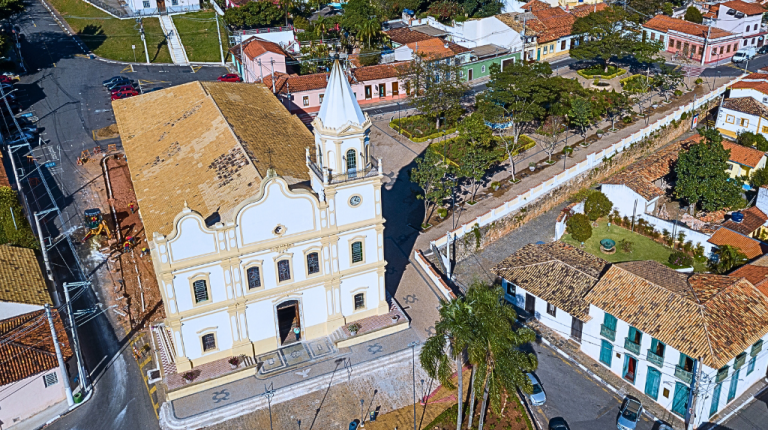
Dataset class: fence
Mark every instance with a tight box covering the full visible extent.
[431,76,739,264]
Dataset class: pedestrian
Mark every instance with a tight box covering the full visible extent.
[293,326,300,342]
[140,247,149,257]
[129,202,136,214]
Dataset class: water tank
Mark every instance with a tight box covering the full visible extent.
[732,212,744,223]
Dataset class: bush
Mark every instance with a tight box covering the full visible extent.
[622,116,633,124]
[674,89,683,96]
[737,131,768,151]
[684,6,703,24]
[0,187,37,249]
[570,187,596,203]
[566,213,592,243]
[437,207,448,218]
[620,239,633,253]
[669,251,694,268]
[585,191,613,221]
[293,16,310,30]
[577,64,626,79]
[358,47,380,66]
[681,111,689,120]
[695,78,703,86]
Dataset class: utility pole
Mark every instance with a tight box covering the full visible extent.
[139,18,150,64]
[45,303,75,407]
[64,282,90,395]
[34,210,54,281]
[701,20,713,67]
[685,357,701,430]
[215,15,225,66]
[408,341,420,430]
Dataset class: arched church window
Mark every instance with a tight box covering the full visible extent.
[346,149,357,178]
[317,146,323,167]
[307,252,320,275]
[247,267,261,290]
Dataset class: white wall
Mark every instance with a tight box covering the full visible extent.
[716,106,766,138]
[180,310,233,360]
[0,368,67,428]
[601,184,653,218]
[716,6,763,37]
[0,302,43,320]
[502,280,574,340]
[730,88,768,104]
[638,214,716,256]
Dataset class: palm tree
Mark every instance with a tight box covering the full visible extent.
[420,298,475,430]
[315,16,328,43]
[357,19,380,48]
[278,0,294,26]
[464,284,538,430]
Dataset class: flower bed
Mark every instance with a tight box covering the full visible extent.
[577,64,627,79]
[390,115,458,143]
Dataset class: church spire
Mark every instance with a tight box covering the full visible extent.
[316,57,366,129]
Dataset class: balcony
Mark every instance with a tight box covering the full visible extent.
[600,324,616,341]
[751,340,763,357]
[647,349,665,369]
[675,365,693,384]
[624,337,641,356]
[307,158,381,185]
[734,353,747,370]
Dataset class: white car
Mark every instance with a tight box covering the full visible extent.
[617,397,643,430]
[526,372,546,406]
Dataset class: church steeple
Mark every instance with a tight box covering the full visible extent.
[316,57,366,130]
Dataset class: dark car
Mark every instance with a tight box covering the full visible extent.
[143,87,164,93]
[760,45,768,55]
[548,417,571,430]
[217,73,242,82]
[106,80,135,91]
[103,76,129,86]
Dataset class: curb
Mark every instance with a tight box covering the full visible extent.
[715,378,768,425]
[34,387,95,430]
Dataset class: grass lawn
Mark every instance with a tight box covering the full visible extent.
[173,11,227,63]
[47,0,171,63]
[561,221,707,272]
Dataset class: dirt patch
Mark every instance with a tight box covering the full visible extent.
[94,123,119,140]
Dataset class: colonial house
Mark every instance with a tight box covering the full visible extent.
[0,245,73,428]
[113,62,408,376]
[717,97,768,142]
[407,16,524,52]
[643,15,740,64]
[704,0,766,48]
[727,73,768,104]
[124,0,199,15]
[721,138,767,179]
[494,243,768,428]
[230,37,290,84]
[393,37,472,63]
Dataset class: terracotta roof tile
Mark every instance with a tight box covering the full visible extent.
[721,97,768,123]
[0,310,71,385]
[722,0,766,16]
[644,15,735,39]
[721,206,768,235]
[708,227,767,259]
[384,27,433,45]
[569,2,608,18]
[351,62,406,82]
[522,0,551,11]
[730,263,768,295]
[407,38,457,60]
[229,37,287,61]
[603,134,703,200]
[730,80,768,95]
[491,242,609,320]
[722,140,766,168]
[0,245,50,307]
[585,263,768,368]
[262,72,331,95]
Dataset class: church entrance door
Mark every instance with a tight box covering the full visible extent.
[277,300,301,345]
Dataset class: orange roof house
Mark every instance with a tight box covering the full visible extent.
[708,227,768,259]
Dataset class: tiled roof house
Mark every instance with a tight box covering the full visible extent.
[721,139,767,179]
[643,15,741,64]
[230,37,290,84]
[0,245,52,320]
[717,97,768,147]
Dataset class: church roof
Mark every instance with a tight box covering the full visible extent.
[113,81,314,238]
[316,59,367,129]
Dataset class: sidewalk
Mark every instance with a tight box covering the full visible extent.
[11,399,71,430]
[159,15,189,66]
[705,377,768,428]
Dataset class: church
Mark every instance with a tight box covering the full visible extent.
[113,59,407,373]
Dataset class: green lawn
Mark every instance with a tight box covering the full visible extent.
[48,0,171,63]
[173,11,227,63]
[561,221,707,272]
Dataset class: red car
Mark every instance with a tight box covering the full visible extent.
[110,84,135,94]
[111,89,138,100]
[217,74,242,82]
[0,76,15,84]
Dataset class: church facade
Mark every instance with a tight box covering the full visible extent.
[114,60,405,373]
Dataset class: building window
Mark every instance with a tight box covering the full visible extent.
[247,266,261,290]
[747,25,751,32]
[651,338,665,357]
[676,40,682,50]
[481,65,486,73]
[546,302,556,317]
[277,259,291,282]
[354,293,365,310]
[651,32,656,41]
[171,0,178,5]
[712,48,717,57]
[302,96,309,106]
[669,38,674,48]
[319,94,324,104]
[720,46,724,55]
[747,356,756,374]
[351,241,363,263]
[193,279,209,303]
[734,43,739,51]
[143,0,150,7]
[727,44,732,53]
[543,45,548,54]
[744,40,748,46]
[740,118,749,127]
[43,372,58,387]
[505,281,516,296]
[202,333,216,352]
[307,252,320,274]
[726,114,735,124]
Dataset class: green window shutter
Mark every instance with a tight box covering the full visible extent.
[710,383,722,417]
[604,313,617,331]
[716,366,730,383]
[679,352,690,368]
[600,340,613,366]
[644,367,661,400]
[672,382,690,416]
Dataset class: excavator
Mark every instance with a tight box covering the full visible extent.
[81,208,112,243]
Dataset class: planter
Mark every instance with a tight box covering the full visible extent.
[230,364,238,369]
[350,330,358,336]
[391,315,400,323]
[529,166,536,171]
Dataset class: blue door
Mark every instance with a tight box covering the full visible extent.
[672,382,690,416]
[710,383,722,417]
[600,340,613,366]
[728,368,740,402]
[645,367,661,400]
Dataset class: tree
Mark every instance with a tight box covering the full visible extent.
[427,1,463,22]
[623,74,654,121]
[662,2,674,16]
[684,6,703,24]
[224,1,283,28]
[709,245,748,274]
[604,90,630,131]
[459,0,503,18]
[569,96,593,141]
[567,213,592,243]
[356,19,381,48]
[420,298,475,430]
[737,131,768,151]
[397,54,468,129]
[411,150,450,227]
[628,0,665,16]
[457,142,495,204]
[585,191,613,221]
[538,115,565,163]
[0,0,23,19]
[278,0,295,26]
[477,62,550,180]
[653,64,684,103]
[342,0,380,37]
[675,129,745,212]
[751,167,768,189]
[570,6,662,73]
[358,47,380,66]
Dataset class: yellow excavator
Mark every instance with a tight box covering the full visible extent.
[81,208,112,243]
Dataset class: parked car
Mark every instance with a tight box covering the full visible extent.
[617,397,643,430]
[106,80,135,91]
[143,87,164,93]
[0,76,15,84]
[733,47,756,62]
[110,84,136,94]
[111,89,138,100]
[548,417,571,430]
[526,373,546,406]
[217,73,242,82]
[103,76,129,86]
[759,45,768,55]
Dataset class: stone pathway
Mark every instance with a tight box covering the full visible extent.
[159,15,189,65]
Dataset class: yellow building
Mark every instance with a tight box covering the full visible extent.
[722,140,767,179]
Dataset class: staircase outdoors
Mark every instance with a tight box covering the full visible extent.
[159,15,189,65]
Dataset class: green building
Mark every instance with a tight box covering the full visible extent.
[460,45,520,82]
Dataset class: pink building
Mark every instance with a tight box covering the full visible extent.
[230,37,289,84]
[643,15,741,64]
[262,63,408,116]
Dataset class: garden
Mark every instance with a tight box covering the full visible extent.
[173,11,228,63]
[0,186,37,249]
[391,112,460,143]
[577,64,626,79]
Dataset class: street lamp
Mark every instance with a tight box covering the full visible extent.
[563,146,572,170]
[408,341,420,430]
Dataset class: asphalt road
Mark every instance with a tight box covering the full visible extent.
[7,1,226,430]
[717,383,768,430]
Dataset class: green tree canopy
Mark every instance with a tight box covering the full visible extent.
[709,244,748,274]
[684,6,703,24]
[751,167,768,189]
[224,1,283,28]
[569,96,594,139]
[736,131,768,151]
[674,129,745,212]
[342,0,381,36]
[570,6,662,72]
[567,213,592,243]
[397,54,468,129]
[411,149,450,227]
[585,191,613,221]
[662,2,674,16]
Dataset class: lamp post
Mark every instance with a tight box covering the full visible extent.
[408,341,420,430]
[563,146,572,170]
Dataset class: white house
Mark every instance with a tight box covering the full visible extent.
[728,73,768,104]
[124,0,200,15]
[408,16,523,52]
[495,244,768,428]
[113,60,408,374]
[705,0,766,48]
[716,96,768,141]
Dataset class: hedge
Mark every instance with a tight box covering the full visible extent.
[390,120,457,143]
[620,74,650,87]
[0,187,38,249]
[577,67,627,80]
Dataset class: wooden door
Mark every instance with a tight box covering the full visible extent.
[524,293,535,315]
[570,317,583,342]
[468,68,473,81]
[392,82,399,96]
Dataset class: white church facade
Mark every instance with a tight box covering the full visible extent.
[114,59,406,373]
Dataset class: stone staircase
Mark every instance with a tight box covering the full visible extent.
[159,15,189,65]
